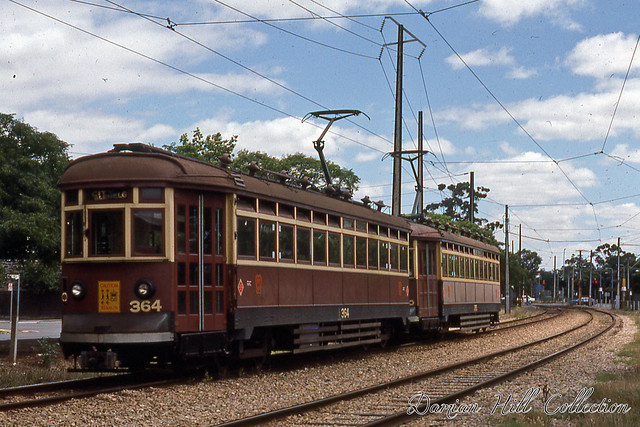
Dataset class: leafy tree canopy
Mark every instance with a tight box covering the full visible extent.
[164,128,360,192]
[162,128,237,163]
[424,182,490,224]
[518,248,542,281]
[0,113,70,292]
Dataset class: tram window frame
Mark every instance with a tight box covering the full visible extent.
[356,220,367,233]
[89,209,124,256]
[297,208,311,223]
[139,187,163,202]
[328,232,341,266]
[328,215,340,228]
[203,208,212,255]
[237,217,256,258]
[296,227,311,263]
[279,204,294,219]
[65,190,79,206]
[343,235,355,267]
[177,205,186,254]
[259,220,276,261]
[189,206,198,254]
[132,209,165,256]
[259,200,276,216]
[380,241,389,270]
[237,196,257,212]
[356,237,367,268]
[278,223,294,262]
[64,210,83,258]
[313,212,327,226]
[390,243,399,271]
[400,245,408,272]
[313,230,327,265]
[343,218,354,230]
[367,239,378,270]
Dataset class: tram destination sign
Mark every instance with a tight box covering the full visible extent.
[89,189,129,202]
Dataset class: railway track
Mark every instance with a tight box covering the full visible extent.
[215,307,615,426]
[487,307,563,332]
[0,371,182,412]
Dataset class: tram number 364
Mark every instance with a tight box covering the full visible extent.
[129,300,162,313]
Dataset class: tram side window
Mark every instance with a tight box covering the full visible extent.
[380,242,389,270]
[177,205,186,254]
[133,209,164,255]
[400,245,408,272]
[343,235,355,267]
[356,237,366,268]
[90,210,124,256]
[237,218,256,258]
[368,239,378,269]
[297,227,311,262]
[189,206,198,254]
[259,220,276,260]
[390,243,399,271]
[328,232,340,266]
[279,224,294,261]
[313,230,326,265]
[65,211,83,257]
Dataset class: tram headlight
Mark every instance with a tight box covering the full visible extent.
[70,280,86,300]
[134,279,156,299]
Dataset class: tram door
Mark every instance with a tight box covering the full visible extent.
[417,241,440,318]
[175,191,227,333]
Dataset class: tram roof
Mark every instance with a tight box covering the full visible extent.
[59,144,411,230]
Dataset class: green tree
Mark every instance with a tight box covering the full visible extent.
[232,150,360,192]
[163,128,237,163]
[0,113,70,292]
[517,249,542,296]
[164,129,360,192]
[424,181,490,224]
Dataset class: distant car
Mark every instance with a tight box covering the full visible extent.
[580,296,594,306]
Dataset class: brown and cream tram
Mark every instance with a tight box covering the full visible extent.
[59,143,500,370]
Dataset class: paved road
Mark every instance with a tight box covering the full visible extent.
[0,319,61,341]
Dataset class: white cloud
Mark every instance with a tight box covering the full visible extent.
[1,1,276,111]
[508,66,538,80]
[566,32,640,80]
[470,151,597,206]
[479,0,585,30]
[446,46,514,70]
[436,80,640,143]
[609,144,640,165]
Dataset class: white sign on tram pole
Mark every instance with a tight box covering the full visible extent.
[8,274,21,365]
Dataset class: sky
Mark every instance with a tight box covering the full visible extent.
[2,0,640,270]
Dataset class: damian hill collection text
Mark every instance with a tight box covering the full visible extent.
[407,387,631,420]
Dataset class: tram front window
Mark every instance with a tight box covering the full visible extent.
[91,210,124,256]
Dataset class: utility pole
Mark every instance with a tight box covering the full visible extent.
[617,237,621,309]
[382,18,425,217]
[589,251,593,304]
[577,249,584,300]
[412,111,424,217]
[469,171,475,223]
[505,205,510,314]
[553,256,557,302]
[392,23,404,217]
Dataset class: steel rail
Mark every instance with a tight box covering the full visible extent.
[0,373,182,412]
[365,308,616,426]
[215,307,603,426]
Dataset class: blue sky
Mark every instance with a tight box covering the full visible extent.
[3,0,640,270]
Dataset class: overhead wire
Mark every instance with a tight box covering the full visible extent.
[600,33,640,153]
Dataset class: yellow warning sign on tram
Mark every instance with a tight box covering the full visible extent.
[99,281,120,313]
